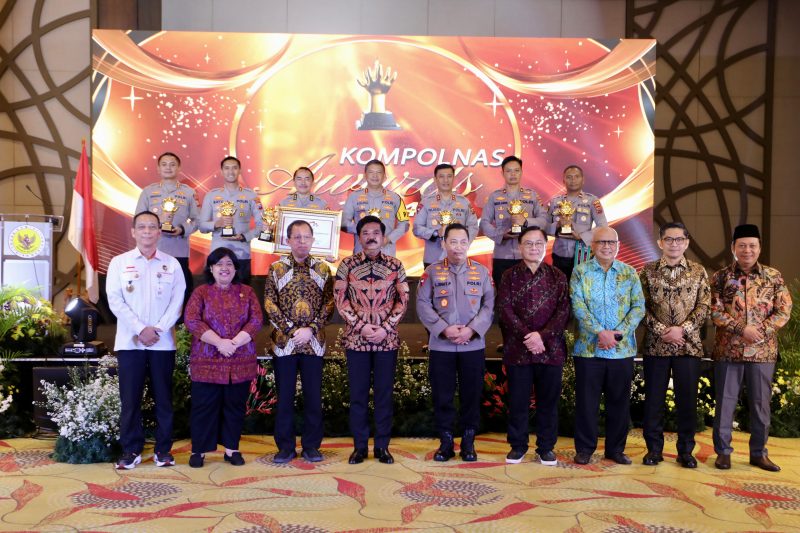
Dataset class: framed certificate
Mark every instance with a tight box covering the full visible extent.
[274,206,342,257]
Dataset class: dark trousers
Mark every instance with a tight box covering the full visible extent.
[491,258,520,290]
[429,349,485,435]
[713,361,775,457]
[273,354,324,451]
[117,349,175,455]
[346,349,397,449]
[190,380,250,453]
[642,356,700,455]
[507,362,563,455]
[552,253,574,282]
[574,357,634,455]
[175,256,194,312]
[238,259,252,285]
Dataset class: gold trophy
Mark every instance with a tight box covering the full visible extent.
[437,210,455,228]
[356,60,401,131]
[554,199,576,235]
[367,207,382,217]
[218,201,237,237]
[259,207,277,242]
[508,200,525,234]
[160,197,178,232]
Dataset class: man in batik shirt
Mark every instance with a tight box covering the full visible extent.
[570,226,645,466]
[335,215,409,465]
[264,220,334,464]
[711,224,792,472]
[639,222,710,469]
[498,226,570,465]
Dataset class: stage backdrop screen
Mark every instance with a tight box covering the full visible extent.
[91,31,657,275]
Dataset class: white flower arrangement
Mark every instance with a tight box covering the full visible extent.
[39,355,121,442]
[0,362,12,414]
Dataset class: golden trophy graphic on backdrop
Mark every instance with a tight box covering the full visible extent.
[554,199,576,235]
[259,207,277,242]
[356,60,401,131]
[508,200,525,234]
[160,197,178,232]
[218,201,237,237]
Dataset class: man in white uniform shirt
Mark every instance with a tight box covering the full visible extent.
[106,210,186,470]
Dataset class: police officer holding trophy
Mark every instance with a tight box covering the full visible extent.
[413,163,478,269]
[136,151,200,302]
[199,156,263,284]
[480,155,547,289]
[342,159,409,257]
[417,223,495,462]
[546,165,607,281]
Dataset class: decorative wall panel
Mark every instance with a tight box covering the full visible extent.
[627,0,776,266]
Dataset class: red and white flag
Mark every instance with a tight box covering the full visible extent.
[67,141,99,303]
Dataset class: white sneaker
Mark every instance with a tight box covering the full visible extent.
[506,449,526,464]
[116,452,142,470]
[539,450,558,466]
[154,452,176,467]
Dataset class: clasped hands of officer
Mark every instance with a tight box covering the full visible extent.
[214,216,245,241]
[361,324,388,343]
[502,213,528,239]
[597,329,624,350]
[138,326,162,347]
[523,331,545,354]
[443,325,474,345]
[660,326,686,346]
[292,327,315,347]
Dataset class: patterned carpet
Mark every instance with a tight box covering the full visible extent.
[1,429,799,532]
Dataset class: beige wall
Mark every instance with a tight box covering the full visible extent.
[1,0,90,302]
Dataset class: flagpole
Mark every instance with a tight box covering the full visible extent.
[73,138,85,299]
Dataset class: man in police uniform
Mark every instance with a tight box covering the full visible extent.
[546,165,607,280]
[417,223,494,462]
[413,163,479,269]
[198,156,262,283]
[279,167,329,210]
[479,155,547,289]
[342,159,409,257]
[135,152,199,302]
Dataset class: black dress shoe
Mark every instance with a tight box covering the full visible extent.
[433,433,455,462]
[374,448,394,464]
[224,451,245,466]
[676,453,698,468]
[750,454,780,472]
[189,453,204,468]
[574,451,592,465]
[605,452,632,465]
[642,451,663,465]
[459,429,477,462]
[348,448,368,464]
[714,454,731,470]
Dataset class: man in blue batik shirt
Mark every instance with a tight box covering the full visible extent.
[570,226,645,466]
